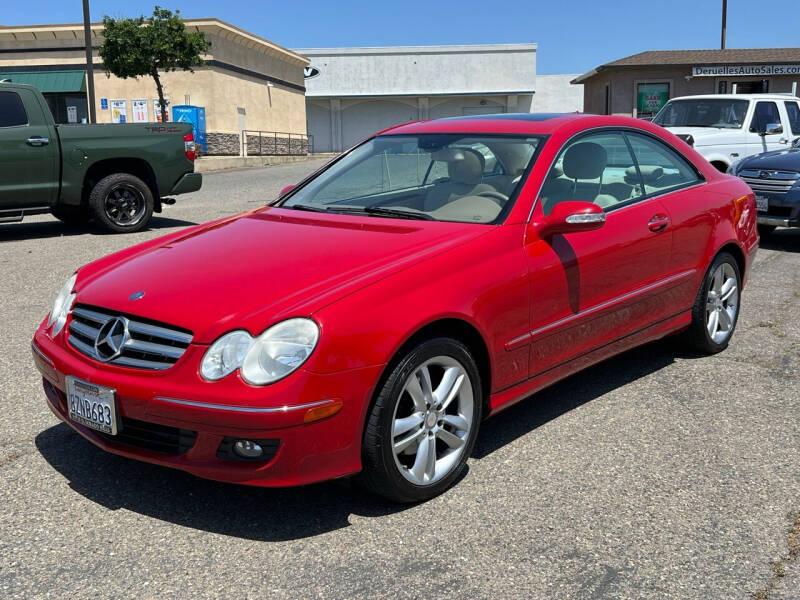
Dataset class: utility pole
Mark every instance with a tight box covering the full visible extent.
[720,0,727,50]
[82,0,97,123]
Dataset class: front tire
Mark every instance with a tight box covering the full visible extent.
[685,252,741,354]
[358,338,482,503]
[89,173,153,233]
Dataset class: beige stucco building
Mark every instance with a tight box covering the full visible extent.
[0,19,308,154]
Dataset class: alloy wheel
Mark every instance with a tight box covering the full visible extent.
[391,356,474,485]
[705,262,739,344]
[104,183,146,227]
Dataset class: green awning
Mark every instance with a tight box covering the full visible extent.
[1,70,86,93]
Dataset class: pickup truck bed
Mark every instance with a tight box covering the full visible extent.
[0,83,201,233]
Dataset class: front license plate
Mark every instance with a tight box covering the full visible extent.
[755,195,769,212]
[66,376,118,435]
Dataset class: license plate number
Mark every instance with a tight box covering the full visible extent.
[66,376,117,435]
[755,195,769,212]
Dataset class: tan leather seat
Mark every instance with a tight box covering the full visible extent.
[541,141,610,214]
[424,148,498,211]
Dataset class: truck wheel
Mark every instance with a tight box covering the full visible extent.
[89,173,153,233]
[51,205,90,226]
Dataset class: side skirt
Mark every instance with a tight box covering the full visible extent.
[486,310,692,417]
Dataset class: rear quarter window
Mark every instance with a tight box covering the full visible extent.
[0,91,28,127]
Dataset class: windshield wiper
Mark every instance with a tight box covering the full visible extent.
[362,206,434,220]
[285,203,330,213]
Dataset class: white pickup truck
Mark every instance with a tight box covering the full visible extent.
[652,94,800,172]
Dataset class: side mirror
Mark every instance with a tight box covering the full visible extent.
[762,122,783,136]
[538,201,606,237]
[792,137,800,149]
[279,184,295,196]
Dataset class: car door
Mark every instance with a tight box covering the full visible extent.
[748,100,789,155]
[524,130,673,376]
[0,87,59,210]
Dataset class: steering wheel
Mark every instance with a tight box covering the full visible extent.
[475,190,509,207]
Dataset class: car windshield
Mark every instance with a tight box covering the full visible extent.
[279,134,543,224]
[653,99,749,129]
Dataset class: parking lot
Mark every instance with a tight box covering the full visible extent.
[0,159,798,599]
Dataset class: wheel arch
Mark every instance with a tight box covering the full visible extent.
[369,317,493,424]
[716,241,746,282]
[82,158,159,207]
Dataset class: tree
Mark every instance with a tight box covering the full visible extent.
[99,6,210,123]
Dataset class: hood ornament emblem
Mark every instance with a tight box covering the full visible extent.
[129,291,145,301]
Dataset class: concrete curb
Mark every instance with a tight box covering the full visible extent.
[195,154,338,173]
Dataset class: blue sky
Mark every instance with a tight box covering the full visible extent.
[3,1,798,75]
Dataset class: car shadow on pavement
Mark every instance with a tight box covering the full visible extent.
[35,423,411,542]
[0,216,197,242]
[758,229,800,253]
[35,337,692,542]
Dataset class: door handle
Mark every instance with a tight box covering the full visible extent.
[648,214,670,232]
[779,138,789,144]
[26,136,49,147]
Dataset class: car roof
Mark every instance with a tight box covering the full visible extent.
[379,112,658,136]
[668,94,800,102]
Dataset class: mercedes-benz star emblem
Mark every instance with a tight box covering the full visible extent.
[94,317,130,361]
[129,291,145,301]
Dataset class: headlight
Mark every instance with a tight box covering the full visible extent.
[200,330,253,381]
[47,273,77,336]
[200,318,319,385]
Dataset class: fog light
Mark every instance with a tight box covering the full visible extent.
[233,439,264,459]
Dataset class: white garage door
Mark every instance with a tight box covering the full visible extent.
[341,100,417,150]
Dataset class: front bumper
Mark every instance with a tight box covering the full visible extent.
[755,190,800,228]
[32,322,381,487]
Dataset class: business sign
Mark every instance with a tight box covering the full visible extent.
[110,99,127,123]
[67,106,78,124]
[692,64,800,77]
[153,98,170,122]
[637,83,669,115]
[131,99,148,123]
[100,98,108,110]
[304,66,320,79]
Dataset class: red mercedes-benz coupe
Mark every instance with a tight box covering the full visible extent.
[32,113,758,502]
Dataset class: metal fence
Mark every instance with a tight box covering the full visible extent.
[241,130,313,156]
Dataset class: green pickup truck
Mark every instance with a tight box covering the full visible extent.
[0,83,202,233]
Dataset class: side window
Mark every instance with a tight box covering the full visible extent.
[540,132,643,216]
[625,132,701,195]
[0,91,28,127]
[750,101,781,133]
[784,102,800,136]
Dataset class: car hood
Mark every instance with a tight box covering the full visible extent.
[74,207,488,343]
[662,126,746,146]
[737,148,800,171]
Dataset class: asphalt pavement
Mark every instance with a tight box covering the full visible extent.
[1,159,798,599]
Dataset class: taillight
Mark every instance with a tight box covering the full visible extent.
[184,132,196,162]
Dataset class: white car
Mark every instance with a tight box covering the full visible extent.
[652,94,800,172]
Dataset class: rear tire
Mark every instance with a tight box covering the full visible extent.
[684,252,741,354]
[358,338,482,503]
[51,205,90,226]
[757,224,776,238]
[89,173,153,233]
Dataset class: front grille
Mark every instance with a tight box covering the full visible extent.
[739,169,799,194]
[96,416,197,455]
[68,305,192,371]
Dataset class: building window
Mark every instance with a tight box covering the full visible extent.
[637,83,669,119]
[718,81,728,94]
[734,80,769,94]
[604,84,610,115]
